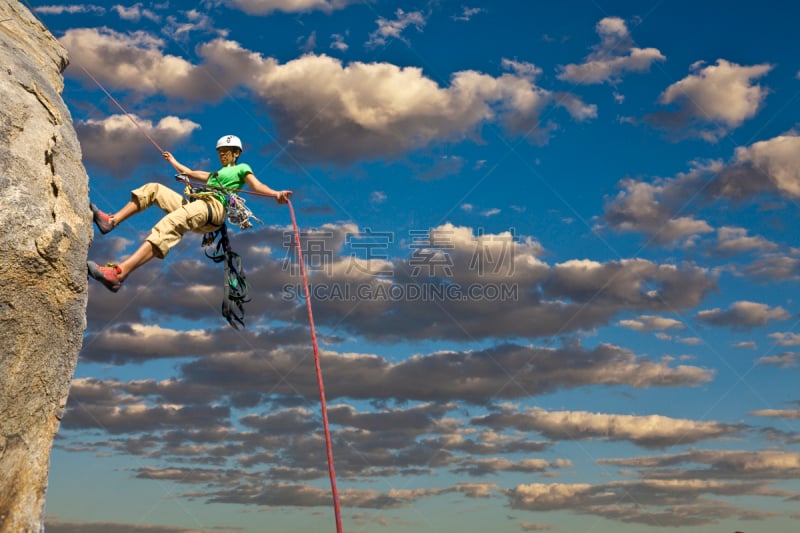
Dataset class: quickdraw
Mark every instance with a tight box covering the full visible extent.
[225,192,262,230]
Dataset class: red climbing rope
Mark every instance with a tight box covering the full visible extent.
[82,66,343,530]
[288,199,343,533]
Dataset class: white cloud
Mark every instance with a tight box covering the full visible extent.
[734,341,757,349]
[247,52,594,163]
[33,4,105,15]
[228,0,359,15]
[601,449,800,480]
[557,16,665,84]
[330,32,348,51]
[507,476,784,526]
[121,340,714,404]
[76,114,200,176]
[651,59,773,141]
[768,332,800,346]
[452,7,485,22]
[298,30,317,52]
[370,191,387,204]
[603,133,800,245]
[757,352,800,368]
[63,29,596,165]
[545,258,713,312]
[474,407,741,448]
[86,220,716,342]
[603,176,714,244]
[619,314,684,332]
[749,409,800,419]
[696,301,790,329]
[529,448,800,529]
[730,134,800,197]
[452,457,568,476]
[508,482,593,509]
[113,3,160,23]
[743,253,800,281]
[61,28,224,98]
[715,226,778,255]
[367,9,426,47]
[165,9,225,41]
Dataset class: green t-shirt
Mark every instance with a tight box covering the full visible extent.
[207,163,252,205]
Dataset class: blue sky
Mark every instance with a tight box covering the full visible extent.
[26,0,800,532]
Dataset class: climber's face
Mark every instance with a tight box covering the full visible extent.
[217,147,238,167]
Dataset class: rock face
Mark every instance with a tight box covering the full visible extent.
[0,2,90,532]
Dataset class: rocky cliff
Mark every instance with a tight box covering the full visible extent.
[0,2,90,532]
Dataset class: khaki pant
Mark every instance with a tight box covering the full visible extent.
[131,183,225,259]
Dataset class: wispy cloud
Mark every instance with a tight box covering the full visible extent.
[366,9,426,47]
[696,300,790,329]
[113,3,160,23]
[452,6,485,22]
[227,0,360,15]
[557,16,665,84]
[33,4,105,15]
[473,407,742,448]
[619,314,684,332]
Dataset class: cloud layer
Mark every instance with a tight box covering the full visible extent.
[62,29,596,165]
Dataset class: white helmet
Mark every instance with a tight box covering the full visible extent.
[216,134,243,152]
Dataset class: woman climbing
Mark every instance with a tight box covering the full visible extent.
[87,134,292,292]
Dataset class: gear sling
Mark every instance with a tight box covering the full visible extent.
[181,173,259,329]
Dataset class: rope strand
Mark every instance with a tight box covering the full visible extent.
[288,199,343,533]
[78,63,342,528]
[76,63,164,154]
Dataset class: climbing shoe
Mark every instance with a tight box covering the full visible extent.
[91,203,116,234]
[87,261,122,292]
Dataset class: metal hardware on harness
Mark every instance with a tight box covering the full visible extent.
[226,193,262,230]
[176,173,262,230]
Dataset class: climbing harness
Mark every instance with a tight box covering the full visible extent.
[177,173,263,230]
[175,175,255,329]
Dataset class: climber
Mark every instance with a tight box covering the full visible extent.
[87,134,292,292]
